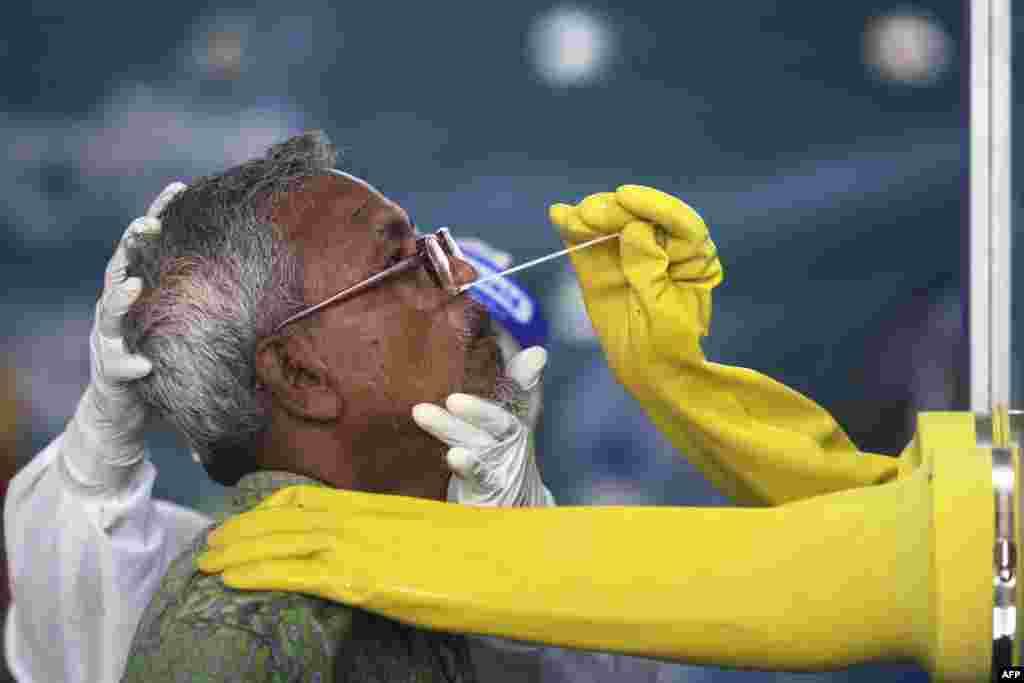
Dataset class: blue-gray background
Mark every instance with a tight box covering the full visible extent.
[0,1,998,680]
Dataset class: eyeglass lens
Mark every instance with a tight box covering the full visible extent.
[418,229,462,294]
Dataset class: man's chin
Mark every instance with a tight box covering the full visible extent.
[462,332,502,394]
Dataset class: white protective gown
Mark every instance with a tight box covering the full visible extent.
[3,435,209,683]
[4,435,679,683]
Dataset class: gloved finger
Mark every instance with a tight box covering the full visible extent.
[551,203,627,293]
[103,216,155,289]
[446,446,481,480]
[666,235,724,286]
[103,351,154,382]
[92,332,153,380]
[577,192,634,232]
[245,484,459,524]
[412,403,497,447]
[445,394,517,438]
[219,560,357,604]
[663,228,717,264]
[548,203,573,229]
[619,220,672,301]
[549,203,606,244]
[108,355,153,382]
[615,185,709,244]
[603,192,721,288]
[208,508,343,546]
[620,220,710,341]
[104,241,130,290]
[146,181,187,218]
[126,215,161,239]
[97,276,143,338]
[505,346,547,391]
[198,532,332,572]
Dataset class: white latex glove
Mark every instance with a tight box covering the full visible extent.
[62,182,187,494]
[412,346,555,507]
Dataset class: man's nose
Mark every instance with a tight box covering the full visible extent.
[449,256,478,291]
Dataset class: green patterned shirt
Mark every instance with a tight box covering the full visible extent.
[120,471,478,683]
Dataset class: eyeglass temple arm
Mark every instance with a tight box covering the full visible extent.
[274,258,422,332]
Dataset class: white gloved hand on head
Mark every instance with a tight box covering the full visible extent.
[62,182,187,494]
[412,346,555,508]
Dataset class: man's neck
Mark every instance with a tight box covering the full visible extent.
[253,422,450,501]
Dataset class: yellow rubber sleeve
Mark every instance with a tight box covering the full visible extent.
[201,475,925,671]
[630,356,903,506]
[199,413,993,679]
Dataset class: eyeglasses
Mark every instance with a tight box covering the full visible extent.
[274,227,467,333]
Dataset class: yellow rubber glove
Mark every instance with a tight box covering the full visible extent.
[197,478,938,673]
[550,186,900,505]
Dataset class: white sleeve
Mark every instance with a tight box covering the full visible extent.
[3,433,211,683]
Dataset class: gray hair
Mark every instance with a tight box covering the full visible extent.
[123,131,337,485]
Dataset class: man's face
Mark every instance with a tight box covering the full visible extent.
[275,171,504,450]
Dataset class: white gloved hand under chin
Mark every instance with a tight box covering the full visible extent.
[413,346,555,508]
[62,182,187,494]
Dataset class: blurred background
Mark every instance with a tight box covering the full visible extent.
[0,0,992,680]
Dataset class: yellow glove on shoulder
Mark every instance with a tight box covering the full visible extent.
[551,186,899,506]
[198,482,933,671]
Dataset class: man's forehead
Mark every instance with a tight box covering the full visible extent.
[275,171,377,221]
[275,169,407,249]
[326,170,413,235]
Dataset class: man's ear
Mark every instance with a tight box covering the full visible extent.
[255,333,341,422]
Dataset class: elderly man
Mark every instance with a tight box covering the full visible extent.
[9,132,678,683]
[114,130,519,681]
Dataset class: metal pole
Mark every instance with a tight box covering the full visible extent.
[970,0,1013,413]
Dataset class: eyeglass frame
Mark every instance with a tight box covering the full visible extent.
[273,227,466,333]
